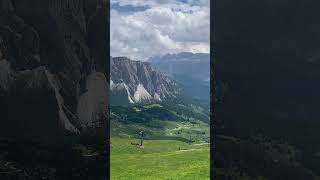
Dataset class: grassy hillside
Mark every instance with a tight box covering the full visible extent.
[110,103,210,142]
[111,138,210,180]
[110,102,210,179]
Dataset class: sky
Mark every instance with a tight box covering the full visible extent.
[110,0,210,61]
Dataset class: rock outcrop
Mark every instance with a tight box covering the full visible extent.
[110,57,181,106]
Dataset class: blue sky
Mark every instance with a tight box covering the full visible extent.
[110,0,210,60]
[111,3,149,13]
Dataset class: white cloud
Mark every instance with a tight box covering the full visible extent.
[110,0,210,61]
[111,0,210,8]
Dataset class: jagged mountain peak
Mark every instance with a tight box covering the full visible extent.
[110,56,181,106]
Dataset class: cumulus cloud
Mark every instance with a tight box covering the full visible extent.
[110,0,210,61]
[111,0,210,8]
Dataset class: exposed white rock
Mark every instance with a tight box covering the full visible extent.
[110,79,114,89]
[77,72,109,128]
[110,57,182,105]
[154,93,162,101]
[133,84,152,102]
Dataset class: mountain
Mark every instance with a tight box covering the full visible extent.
[110,57,181,106]
[0,0,109,140]
[148,52,210,100]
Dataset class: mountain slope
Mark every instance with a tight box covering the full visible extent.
[149,52,210,100]
[110,57,181,106]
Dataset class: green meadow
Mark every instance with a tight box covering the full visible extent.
[110,104,210,179]
[110,138,210,180]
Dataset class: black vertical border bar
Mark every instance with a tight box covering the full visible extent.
[210,0,216,178]
[106,0,111,179]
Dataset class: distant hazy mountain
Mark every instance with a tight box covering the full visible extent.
[148,52,210,100]
[110,57,181,106]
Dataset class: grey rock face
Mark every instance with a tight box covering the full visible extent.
[0,0,109,139]
[110,57,181,105]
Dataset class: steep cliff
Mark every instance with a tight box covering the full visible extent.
[0,0,109,139]
[110,57,181,106]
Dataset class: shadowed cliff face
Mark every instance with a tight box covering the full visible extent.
[0,0,109,140]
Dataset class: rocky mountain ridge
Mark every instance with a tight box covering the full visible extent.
[110,56,181,106]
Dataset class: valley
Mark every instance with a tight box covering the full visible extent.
[110,55,210,179]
